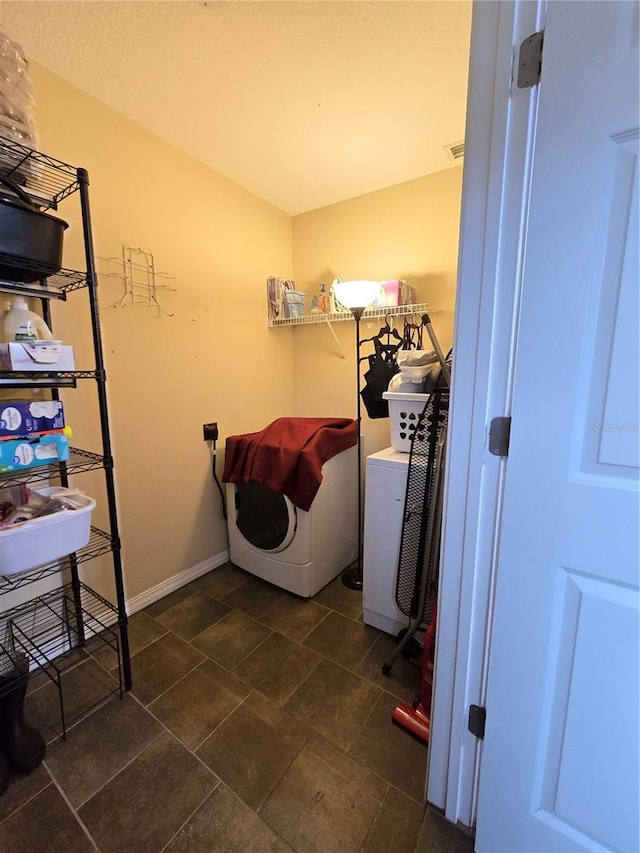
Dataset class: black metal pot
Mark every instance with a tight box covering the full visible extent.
[0,175,68,282]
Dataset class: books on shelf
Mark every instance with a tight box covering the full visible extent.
[267,277,297,321]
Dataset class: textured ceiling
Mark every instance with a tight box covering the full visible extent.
[0,1,472,214]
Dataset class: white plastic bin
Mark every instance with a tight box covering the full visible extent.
[0,487,95,577]
[382,391,429,453]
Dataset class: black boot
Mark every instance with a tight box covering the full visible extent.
[0,743,9,795]
[0,652,46,774]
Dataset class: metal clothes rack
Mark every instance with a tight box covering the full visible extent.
[0,137,131,738]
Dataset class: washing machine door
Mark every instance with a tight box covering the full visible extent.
[234,482,297,553]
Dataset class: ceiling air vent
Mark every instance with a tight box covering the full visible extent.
[445,140,465,161]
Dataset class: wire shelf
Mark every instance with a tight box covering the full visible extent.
[5,581,119,656]
[0,527,116,593]
[0,447,106,488]
[0,138,78,208]
[0,370,99,390]
[0,258,87,298]
[268,301,435,328]
[1,582,122,737]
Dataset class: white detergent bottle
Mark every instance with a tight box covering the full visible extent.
[0,297,54,343]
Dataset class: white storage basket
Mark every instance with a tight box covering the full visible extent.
[0,487,95,577]
[382,391,430,453]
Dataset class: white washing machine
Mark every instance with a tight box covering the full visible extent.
[226,445,357,598]
[362,446,411,635]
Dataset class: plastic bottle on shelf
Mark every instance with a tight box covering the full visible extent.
[0,297,53,343]
[317,283,328,313]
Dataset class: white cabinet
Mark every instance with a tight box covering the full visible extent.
[362,446,411,635]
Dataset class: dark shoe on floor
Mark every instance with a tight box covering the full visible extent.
[0,652,46,774]
[0,745,9,795]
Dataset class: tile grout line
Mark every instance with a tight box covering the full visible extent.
[345,688,386,754]
[190,690,255,755]
[352,632,385,674]
[274,655,323,708]
[255,724,315,820]
[294,606,332,645]
[230,624,275,670]
[112,705,225,808]
[156,782,221,853]
[0,776,54,829]
[56,726,167,812]
[45,765,103,852]
[128,687,231,783]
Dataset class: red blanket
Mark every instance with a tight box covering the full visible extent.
[222,417,358,511]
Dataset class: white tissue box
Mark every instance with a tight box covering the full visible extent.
[0,342,75,371]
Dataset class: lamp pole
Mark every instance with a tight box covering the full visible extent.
[342,305,365,590]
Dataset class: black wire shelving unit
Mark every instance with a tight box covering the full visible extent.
[0,137,131,739]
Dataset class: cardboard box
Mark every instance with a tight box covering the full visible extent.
[399,282,417,306]
[0,342,75,372]
[0,400,65,437]
[0,433,70,472]
[370,280,415,308]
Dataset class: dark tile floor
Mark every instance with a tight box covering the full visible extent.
[1,563,475,853]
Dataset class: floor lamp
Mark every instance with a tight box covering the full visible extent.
[332,279,383,591]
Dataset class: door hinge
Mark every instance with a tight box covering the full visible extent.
[489,416,511,457]
[517,29,544,88]
[468,704,486,740]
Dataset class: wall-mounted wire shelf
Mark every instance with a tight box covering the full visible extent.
[0,528,116,593]
[1,581,122,738]
[269,301,437,360]
[268,301,434,328]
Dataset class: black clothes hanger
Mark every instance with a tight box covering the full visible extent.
[402,317,423,349]
[360,316,403,348]
[376,317,403,346]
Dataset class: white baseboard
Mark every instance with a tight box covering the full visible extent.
[126,549,231,615]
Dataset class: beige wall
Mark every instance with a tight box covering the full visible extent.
[12,65,462,607]
[26,64,294,601]
[291,168,462,457]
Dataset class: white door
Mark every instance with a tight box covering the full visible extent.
[476,2,639,852]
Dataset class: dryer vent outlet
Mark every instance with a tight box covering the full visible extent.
[203,422,219,442]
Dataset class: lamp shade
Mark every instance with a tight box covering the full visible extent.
[333,279,382,310]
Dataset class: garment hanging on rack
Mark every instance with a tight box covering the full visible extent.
[360,319,405,419]
[361,358,398,418]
